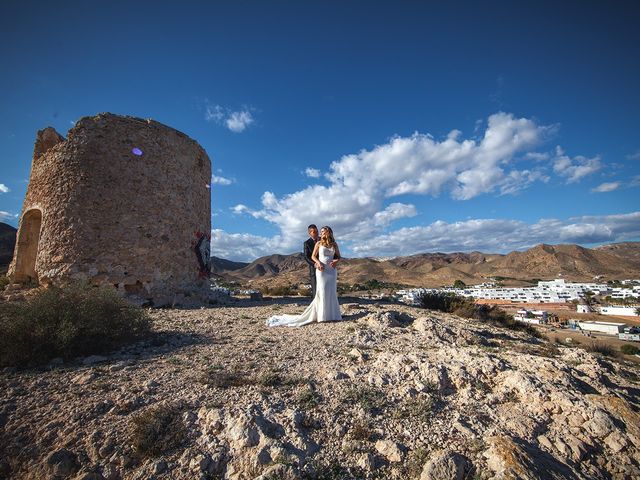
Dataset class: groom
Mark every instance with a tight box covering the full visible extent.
[303,224,320,297]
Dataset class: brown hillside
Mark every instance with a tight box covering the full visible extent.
[595,242,640,264]
[210,256,248,275]
[487,243,637,280]
[225,253,308,282]
[216,242,640,288]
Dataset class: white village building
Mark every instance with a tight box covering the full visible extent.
[398,279,615,306]
[514,309,549,324]
[577,320,627,335]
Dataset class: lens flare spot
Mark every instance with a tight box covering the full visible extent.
[132,147,143,156]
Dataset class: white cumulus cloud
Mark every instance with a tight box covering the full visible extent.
[223,112,611,260]
[211,229,283,260]
[0,184,9,193]
[591,182,620,193]
[524,152,550,161]
[304,168,321,178]
[626,150,640,161]
[373,203,417,227]
[232,112,557,251]
[552,146,601,183]
[211,174,234,186]
[351,211,640,258]
[212,211,640,261]
[204,104,224,122]
[0,211,17,221]
[204,101,255,133]
[226,110,254,133]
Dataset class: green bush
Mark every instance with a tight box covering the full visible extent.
[0,283,150,367]
[261,284,297,296]
[261,284,313,297]
[417,291,540,337]
[620,344,640,355]
[418,291,467,312]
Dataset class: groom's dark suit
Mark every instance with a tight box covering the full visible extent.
[303,237,317,297]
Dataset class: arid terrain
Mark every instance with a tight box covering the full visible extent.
[1,298,639,479]
[213,242,640,289]
[2,222,639,289]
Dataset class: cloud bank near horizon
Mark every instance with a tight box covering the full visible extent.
[212,211,640,261]
[217,112,628,261]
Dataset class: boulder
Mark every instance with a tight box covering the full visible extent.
[420,450,468,480]
[375,440,405,462]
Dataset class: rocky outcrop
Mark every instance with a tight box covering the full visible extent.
[0,301,638,479]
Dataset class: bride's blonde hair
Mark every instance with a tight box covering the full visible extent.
[319,226,337,248]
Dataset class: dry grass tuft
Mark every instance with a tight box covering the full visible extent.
[130,405,185,458]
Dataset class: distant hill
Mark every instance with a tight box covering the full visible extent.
[210,256,248,275]
[0,222,17,273]
[226,253,308,278]
[214,242,640,288]
[594,242,640,263]
[486,243,639,280]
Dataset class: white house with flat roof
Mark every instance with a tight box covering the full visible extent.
[577,320,627,335]
[599,305,639,316]
[514,309,548,324]
[610,287,640,299]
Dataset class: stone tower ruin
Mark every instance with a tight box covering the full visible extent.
[8,113,212,305]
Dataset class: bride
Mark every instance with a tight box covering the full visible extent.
[267,226,343,327]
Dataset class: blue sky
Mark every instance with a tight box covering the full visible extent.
[1,1,639,261]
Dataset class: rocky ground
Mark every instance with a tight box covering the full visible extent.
[1,297,639,480]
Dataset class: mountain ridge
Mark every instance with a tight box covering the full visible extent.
[214,242,640,288]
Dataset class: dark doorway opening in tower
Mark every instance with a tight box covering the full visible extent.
[14,209,42,284]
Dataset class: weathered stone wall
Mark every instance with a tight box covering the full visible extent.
[8,113,212,305]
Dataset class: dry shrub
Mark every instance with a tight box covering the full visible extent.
[400,447,430,479]
[349,420,372,441]
[296,383,323,409]
[0,283,150,367]
[620,344,640,355]
[585,342,617,357]
[130,405,185,458]
[200,368,252,388]
[341,385,386,414]
[392,396,435,422]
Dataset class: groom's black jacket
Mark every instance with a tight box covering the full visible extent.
[303,238,316,268]
[304,237,317,296]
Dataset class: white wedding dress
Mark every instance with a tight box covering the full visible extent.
[267,245,342,327]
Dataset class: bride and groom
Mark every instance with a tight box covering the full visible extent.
[266,224,342,327]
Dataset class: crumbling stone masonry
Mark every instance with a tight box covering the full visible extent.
[8,113,212,305]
